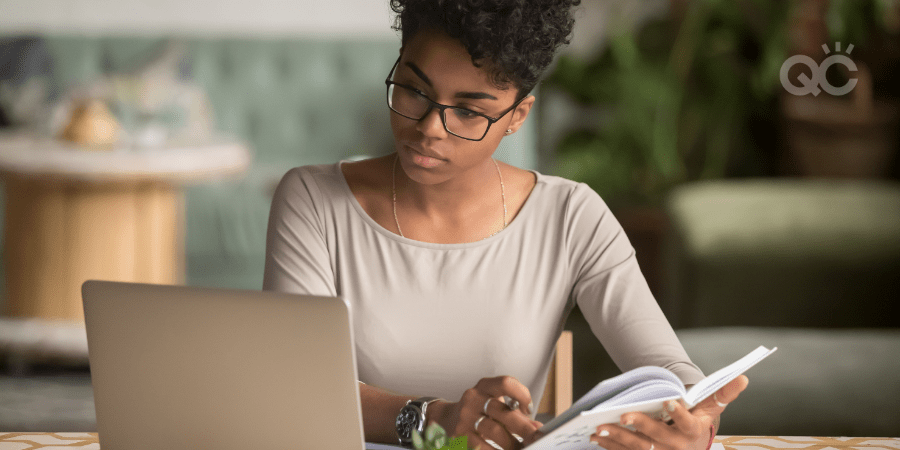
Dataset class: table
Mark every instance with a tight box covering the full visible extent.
[0,132,250,323]
[0,434,897,450]
[712,437,900,450]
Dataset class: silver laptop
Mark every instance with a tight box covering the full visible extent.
[82,280,367,450]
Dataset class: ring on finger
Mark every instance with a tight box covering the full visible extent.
[501,395,520,411]
[474,415,487,433]
[713,392,728,408]
[483,398,493,415]
[649,443,655,450]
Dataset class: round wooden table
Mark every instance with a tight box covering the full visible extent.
[0,132,250,323]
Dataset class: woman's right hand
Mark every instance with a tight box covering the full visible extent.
[429,376,544,450]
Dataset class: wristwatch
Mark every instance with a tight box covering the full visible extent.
[396,396,442,447]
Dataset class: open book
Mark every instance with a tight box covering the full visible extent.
[526,346,777,450]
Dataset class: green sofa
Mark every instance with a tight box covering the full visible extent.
[664,179,900,330]
[665,179,900,436]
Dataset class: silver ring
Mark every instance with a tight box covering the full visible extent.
[483,398,493,415]
[502,395,520,411]
[474,415,486,432]
[649,444,655,450]
[713,392,728,408]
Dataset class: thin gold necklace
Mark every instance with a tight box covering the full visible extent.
[391,154,507,240]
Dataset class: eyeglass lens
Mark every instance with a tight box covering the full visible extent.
[388,84,490,140]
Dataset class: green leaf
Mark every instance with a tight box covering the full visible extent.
[546,0,813,206]
[447,436,469,450]
[610,33,640,70]
[425,422,445,443]
[411,429,425,450]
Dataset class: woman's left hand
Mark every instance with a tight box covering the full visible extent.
[589,375,749,450]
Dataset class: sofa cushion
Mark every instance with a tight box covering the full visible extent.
[664,179,900,328]
[677,327,900,437]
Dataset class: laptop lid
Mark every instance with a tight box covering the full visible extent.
[82,280,366,450]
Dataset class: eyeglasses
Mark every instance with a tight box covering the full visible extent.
[384,56,524,141]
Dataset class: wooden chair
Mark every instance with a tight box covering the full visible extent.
[537,330,573,418]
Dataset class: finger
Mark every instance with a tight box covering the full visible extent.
[466,431,498,450]
[475,376,534,415]
[591,424,652,450]
[484,397,541,439]
[718,375,749,404]
[621,409,688,448]
[590,435,629,450]
[474,415,519,450]
[461,390,538,441]
[521,429,546,447]
[484,397,512,416]
[501,395,520,412]
[654,401,703,442]
[694,375,749,412]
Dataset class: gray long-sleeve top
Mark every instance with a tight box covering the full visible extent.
[263,160,704,407]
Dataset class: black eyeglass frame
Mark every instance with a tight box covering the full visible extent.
[384,56,526,142]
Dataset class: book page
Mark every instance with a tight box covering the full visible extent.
[589,379,686,411]
[685,346,777,407]
[527,345,777,450]
[528,395,684,450]
[541,366,683,433]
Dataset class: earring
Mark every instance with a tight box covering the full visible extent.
[505,129,512,135]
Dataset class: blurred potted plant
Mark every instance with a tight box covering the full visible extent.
[544,0,900,297]
[544,0,795,297]
[546,0,794,208]
[547,0,899,202]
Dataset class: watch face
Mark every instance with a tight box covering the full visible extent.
[396,404,423,442]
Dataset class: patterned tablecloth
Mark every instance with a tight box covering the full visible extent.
[713,437,900,450]
[0,434,898,450]
[0,433,98,449]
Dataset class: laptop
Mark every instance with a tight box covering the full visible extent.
[82,280,384,450]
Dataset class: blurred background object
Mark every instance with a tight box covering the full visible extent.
[58,99,121,147]
[0,0,898,438]
[0,37,53,133]
[540,0,900,437]
[45,40,217,150]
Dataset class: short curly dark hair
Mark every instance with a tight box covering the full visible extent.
[391,0,580,96]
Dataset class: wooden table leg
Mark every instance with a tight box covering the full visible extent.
[2,176,184,322]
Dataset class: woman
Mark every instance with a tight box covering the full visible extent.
[263,0,748,448]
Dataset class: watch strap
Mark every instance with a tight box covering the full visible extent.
[415,396,442,421]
